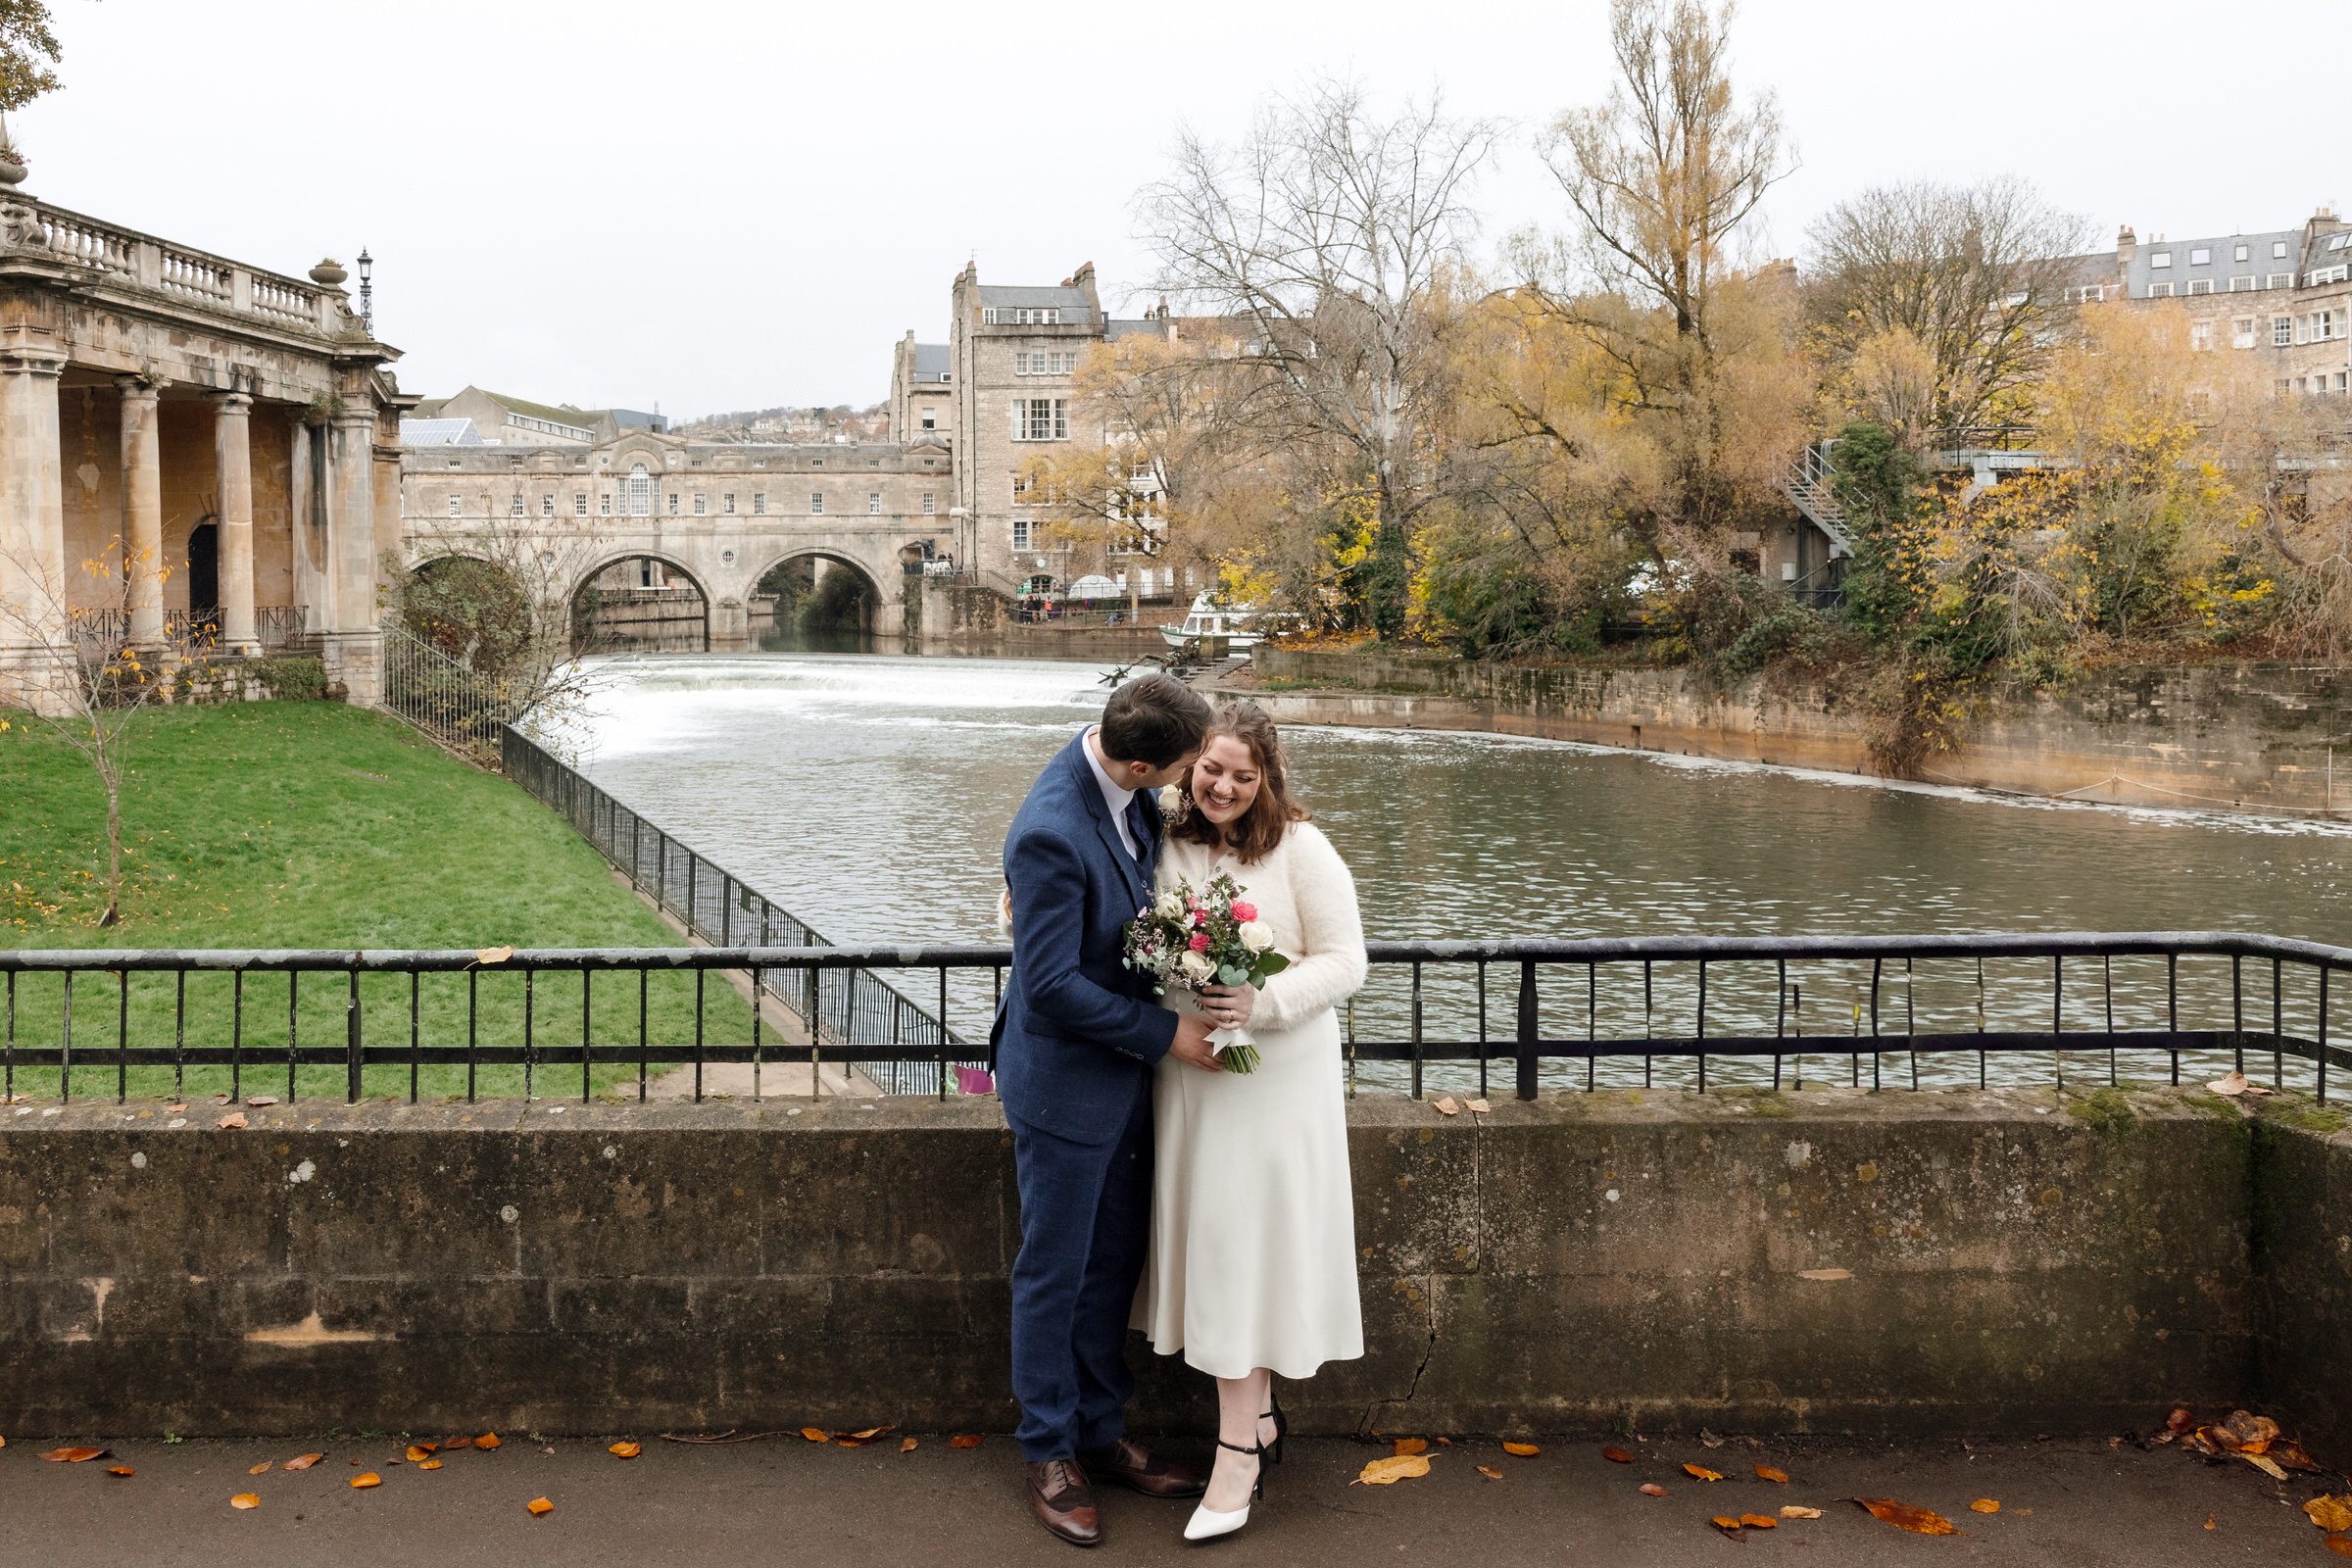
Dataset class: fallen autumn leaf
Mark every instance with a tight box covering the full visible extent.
[1756,1464,1789,1484]
[610,1442,641,1459]
[105,1466,132,1478]
[405,1445,436,1462]
[1602,1446,1635,1463]
[900,1437,917,1453]
[1739,1514,1777,1529]
[247,1460,271,1475]
[1710,1516,1741,1533]
[282,1454,324,1471]
[245,1096,278,1107]
[800,1427,829,1443]
[441,1436,474,1450]
[527,1496,554,1516]
[475,1433,501,1449]
[949,1435,983,1448]
[417,1459,442,1470]
[476,947,516,966]
[216,1112,246,1130]
[1392,1438,1427,1456]
[351,1473,381,1489]
[230,1494,259,1510]
[1477,1465,1503,1480]
[40,1447,108,1462]
[2308,1496,2352,1533]
[1780,1505,1823,1520]
[1970,1498,2000,1514]
[1852,1497,1962,1536]
[1640,1483,1669,1497]
[1684,1463,1722,1481]
[1433,1096,1459,1116]
[1354,1455,1432,1486]
[1502,1442,1540,1457]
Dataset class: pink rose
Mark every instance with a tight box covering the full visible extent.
[1189,933,1211,953]
[1230,901,1257,922]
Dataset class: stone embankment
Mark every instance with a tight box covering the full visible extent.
[6,1089,2349,1444]
[1240,650,2352,820]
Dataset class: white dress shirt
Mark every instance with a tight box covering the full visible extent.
[1083,726,1140,859]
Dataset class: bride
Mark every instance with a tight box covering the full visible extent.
[1133,700,1367,1542]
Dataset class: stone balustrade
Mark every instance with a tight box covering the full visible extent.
[29,201,340,337]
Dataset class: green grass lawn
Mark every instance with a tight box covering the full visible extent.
[1,701,750,1101]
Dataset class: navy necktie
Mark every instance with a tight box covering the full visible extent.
[1125,794,1155,866]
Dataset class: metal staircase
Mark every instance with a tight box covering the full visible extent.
[1780,442,1855,559]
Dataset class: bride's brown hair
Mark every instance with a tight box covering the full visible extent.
[1170,701,1309,864]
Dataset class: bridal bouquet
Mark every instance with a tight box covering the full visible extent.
[1121,871,1289,1072]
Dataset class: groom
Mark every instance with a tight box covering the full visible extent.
[994,671,1220,1547]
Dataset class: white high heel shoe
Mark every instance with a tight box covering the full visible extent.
[1183,1437,1264,1542]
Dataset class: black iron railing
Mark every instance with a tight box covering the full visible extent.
[2,931,2348,1107]
[500,726,974,1094]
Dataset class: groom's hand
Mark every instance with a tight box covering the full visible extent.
[1168,1013,1224,1072]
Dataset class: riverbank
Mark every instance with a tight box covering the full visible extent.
[1241,649,2352,821]
[0,703,746,1097]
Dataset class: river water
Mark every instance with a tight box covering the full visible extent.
[574,651,2352,1093]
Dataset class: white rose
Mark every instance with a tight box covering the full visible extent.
[1154,889,1187,921]
[1238,920,1275,954]
[1158,784,1185,816]
[1178,950,1214,984]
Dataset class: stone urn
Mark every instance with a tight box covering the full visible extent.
[309,258,347,286]
[0,152,26,186]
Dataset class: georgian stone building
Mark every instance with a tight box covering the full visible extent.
[0,176,410,706]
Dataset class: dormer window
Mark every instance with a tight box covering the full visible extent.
[2151,252,2173,269]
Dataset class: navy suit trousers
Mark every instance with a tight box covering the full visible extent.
[1006,1074,1154,1461]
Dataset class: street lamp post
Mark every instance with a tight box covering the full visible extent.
[357,249,373,334]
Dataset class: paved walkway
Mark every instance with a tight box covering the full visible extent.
[4,1430,2331,1565]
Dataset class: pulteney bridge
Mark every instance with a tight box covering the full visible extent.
[396,428,963,649]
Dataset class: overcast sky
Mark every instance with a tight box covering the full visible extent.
[18,0,2344,418]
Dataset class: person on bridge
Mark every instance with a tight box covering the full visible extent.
[991,672,1228,1547]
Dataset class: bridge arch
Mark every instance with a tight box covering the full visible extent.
[751,548,886,636]
[569,549,713,655]
[396,551,537,672]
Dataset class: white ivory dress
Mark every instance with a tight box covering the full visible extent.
[1133,821,1368,1379]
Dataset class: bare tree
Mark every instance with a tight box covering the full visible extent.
[1805,175,2092,443]
[1140,79,1500,637]
[0,533,197,926]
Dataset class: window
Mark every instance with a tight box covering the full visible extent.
[2233,317,2258,349]
[2334,234,2352,252]
[983,307,1066,325]
[868,492,882,514]
[922,492,936,514]
[810,492,824,514]
[2190,320,2214,351]
[2276,240,2291,259]
[2339,371,2350,394]
[2148,281,2175,297]
[599,492,612,516]
[920,408,937,429]
[723,493,736,514]
[2150,251,2173,269]
[542,494,556,515]
[2271,272,2295,289]
[2187,278,2213,295]
[754,493,766,515]
[2275,316,2294,346]
[1011,517,1031,551]
[629,464,651,515]
[511,495,525,516]
[693,493,707,515]
[869,458,880,467]
[1013,351,1078,375]
[2235,243,2251,263]
[2305,310,2339,342]
[447,493,462,516]
[2230,275,2257,291]
[1012,398,1068,440]
[810,458,823,467]
[1011,472,1032,505]
[573,493,588,516]
[2189,247,2211,267]
[667,492,679,515]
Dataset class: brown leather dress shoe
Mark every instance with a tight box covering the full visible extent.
[1026,1457,1102,1547]
[1077,1436,1207,1498]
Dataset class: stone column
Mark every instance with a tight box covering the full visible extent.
[116,374,165,647]
[210,391,256,653]
[318,407,383,704]
[0,331,68,689]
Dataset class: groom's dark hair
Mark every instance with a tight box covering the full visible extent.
[1101,672,1212,767]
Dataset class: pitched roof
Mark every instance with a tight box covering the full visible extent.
[478,390,600,430]
[912,343,951,377]
[400,417,482,446]
[977,284,1093,314]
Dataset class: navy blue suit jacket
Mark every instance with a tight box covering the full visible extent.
[993,728,1178,1144]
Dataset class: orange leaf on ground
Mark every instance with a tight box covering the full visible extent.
[351,1473,381,1489]
[230,1494,259,1510]
[1601,1446,1634,1463]
[475,1433,501,1449]
[526,1497,554,1516]
[106,1466,132,1477]
[1640,1483,1669,1497]
[1502,1442,1540,1457]
[2204,1513,2216,1531]
[1756,1464,1789,1484]
[1392,1439,1427,1456]
[2310,1497,2352,1533]
[1354,1455,1432,1486]
[949,1435,984,1449]
[405,1446,436,1462]
[245,1096,277,1107]
[41,1447,108,1462]
[1739,1514,1778,1529]
[609,1442,641,1459]
[1684,1463,1722,1481]
[441,1436,473,1450]
[800,1427,829,1443]
[1477,1466,1504,1480]
[282,1454,324,1471]
[247,1461,272,1475]
[2327,1537,2352,1559]
[217,1110,247,1129]
[1781,1506,1823,1519]
[1710,1516,1741,1533]
[1970,1499,2000,1514]
[1852,1497,1962,1536]
[1433,1097,1459,1116]
[836,1426,896,1447]
[417,1459,442,1470]
[899,1438,917,1453]
[2274,1440,2325,1472]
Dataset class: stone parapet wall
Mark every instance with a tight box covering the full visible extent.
[1249,651,2352,818]
[4,1090,2344,1442]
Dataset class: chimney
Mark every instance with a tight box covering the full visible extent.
[2116,225,2136,265]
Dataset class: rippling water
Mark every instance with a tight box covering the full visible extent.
[575,652,2352,1092]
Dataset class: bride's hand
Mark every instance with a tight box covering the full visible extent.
[1200,983,1255,1029]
